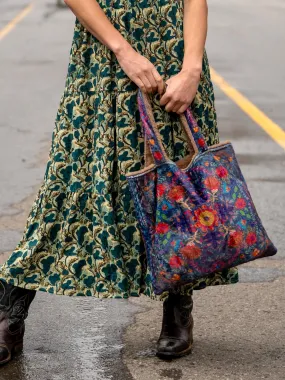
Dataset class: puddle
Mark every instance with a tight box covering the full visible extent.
[0,294,139,380]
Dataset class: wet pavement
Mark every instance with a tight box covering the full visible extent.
[0,0,284,379]
[0,293,138,380]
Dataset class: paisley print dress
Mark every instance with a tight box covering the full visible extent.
[0,0,238,300]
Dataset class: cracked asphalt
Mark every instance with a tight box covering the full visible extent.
[0,1,284,379]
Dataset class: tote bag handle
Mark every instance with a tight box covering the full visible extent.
[137,85,208,167]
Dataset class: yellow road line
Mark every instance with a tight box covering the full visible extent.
[0,3,33,41]
[210,67,285,150]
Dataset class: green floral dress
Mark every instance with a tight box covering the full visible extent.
[0,0,238,300]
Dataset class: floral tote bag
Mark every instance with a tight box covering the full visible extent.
[126,88,277,295]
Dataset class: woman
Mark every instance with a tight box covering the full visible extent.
[0,0,238,364]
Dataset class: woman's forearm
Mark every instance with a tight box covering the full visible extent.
[64,0,131,56]
[182,0,208,75]
[65,0,164,93]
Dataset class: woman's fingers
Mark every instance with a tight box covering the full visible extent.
[140,75,156,94]
[152,69,165,95]
[176,105,188,114]
[115,47,164,95]
[135,77,147,92]
[159,71,200,113]
[169,104,181,113]
[141,66,165,94]
[160,90,179,112]
[165,101,181,113]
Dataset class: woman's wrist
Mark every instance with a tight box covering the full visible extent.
[111,38,133,57]
[182,55,203,77]
[180,63,202,82]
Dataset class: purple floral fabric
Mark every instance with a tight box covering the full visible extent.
[126,89,277,295]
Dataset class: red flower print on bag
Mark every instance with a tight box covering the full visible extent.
[198,138,206,147]
[216,166,228,178]
[180,243,201,259]
[155,222,169,234]
[169,255,183,268]
[204,177,220,193]
[228,230,243,247]
[153,151,163,161]
[168,186,185,202]
[157,184,166,197]
[235,198,246,209]
[246,232,257,245]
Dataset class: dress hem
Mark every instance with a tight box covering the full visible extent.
[0,272,239,302]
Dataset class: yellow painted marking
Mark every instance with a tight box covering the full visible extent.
[210,67,285,150]
[0,3,33,41]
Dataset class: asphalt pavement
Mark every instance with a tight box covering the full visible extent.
[0,1,284,379]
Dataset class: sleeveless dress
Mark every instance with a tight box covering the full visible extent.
[0,0,238,300]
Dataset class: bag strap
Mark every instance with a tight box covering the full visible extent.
[137,87,208,167]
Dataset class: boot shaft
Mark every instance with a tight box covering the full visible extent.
[163,293,193,327]
[0,280,36,331]
[157,292,194,358]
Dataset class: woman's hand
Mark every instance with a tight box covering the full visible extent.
[159,68,201,114]
[115,46,165,95]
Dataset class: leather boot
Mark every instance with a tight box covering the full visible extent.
[156,292,194,358]
[0,280,36,365]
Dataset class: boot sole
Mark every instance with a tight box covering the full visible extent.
[156,343,193,359]
[0,342,23,366]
